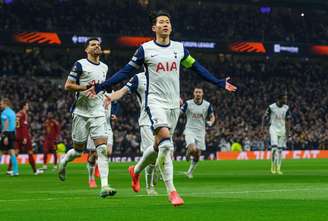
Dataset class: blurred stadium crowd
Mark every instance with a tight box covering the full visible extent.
[0,0,327,43]
[1,49,327,156]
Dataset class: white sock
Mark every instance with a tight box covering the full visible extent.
[156,139,175,193]
[187,159,198,174]
[271,147,277,168]
[87,163,95,181]
[277,148,283,170]
[61,149,82,167]
[134,145,157,174]
[145,164,155,188]
[96,144,109,188]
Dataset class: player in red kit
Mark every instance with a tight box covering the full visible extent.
[13,101,43,175]
[42,112,60,170]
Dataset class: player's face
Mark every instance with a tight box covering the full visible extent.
[278,95,287,105]
[48,112,53,119]
[152,16,172,37]
[193,88,204,101]
[0,100,6,109]
[85,40,102,56]
[282,95,287,104]
[24,103,29,111]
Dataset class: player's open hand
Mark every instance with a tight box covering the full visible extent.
[206,121,214,127]
[179,98,184,106]
[225,77,237,92]
[103,94,112,110]
[111,114,118,121]
[85,85,97,98]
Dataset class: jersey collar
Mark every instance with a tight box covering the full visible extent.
[193,99,203,106]
[153,40,171,48]
[87,58,100,66]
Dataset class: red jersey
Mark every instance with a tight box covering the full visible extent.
[16,110,30,139]
[44,118,60,141]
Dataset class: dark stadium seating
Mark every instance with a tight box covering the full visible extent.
[1,0,327,43]
[1,50,327,155]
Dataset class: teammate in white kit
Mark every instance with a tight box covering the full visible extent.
[58,37,116,198]
[86,10,237,206]
[109,72,159,195]
[181,87,215,179]
[262,94,291,175]
[85,93,116,189]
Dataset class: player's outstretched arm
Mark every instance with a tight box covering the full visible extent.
[65,61,93,92]
[64,79,91,92]
[110,87,129,102]
[181,52,237,92]
[87,47,145,97]
[86,64,137,97]
[96,64,137,92]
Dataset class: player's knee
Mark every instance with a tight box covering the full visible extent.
[155,127,170,140]
[187,144,197,153]
[73,142,86,150]
[94,137,108,146]
[96,143,108,157]
[158,137,173,151]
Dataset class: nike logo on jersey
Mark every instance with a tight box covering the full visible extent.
[150,54,158,58]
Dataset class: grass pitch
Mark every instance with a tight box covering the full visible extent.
[0,159,327,221]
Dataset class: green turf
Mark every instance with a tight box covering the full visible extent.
[0,159,328,221]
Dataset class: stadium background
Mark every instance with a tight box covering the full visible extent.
[0,0,328,160]
[1,1,328,221]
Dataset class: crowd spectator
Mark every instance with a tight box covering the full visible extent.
[0,50,328,157]
[0,0,327,43]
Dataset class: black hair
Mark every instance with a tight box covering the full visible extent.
[149,10,171,25]
[84,37,100,49]
[194,86,204,92]
[19,101,28,109]
[278,93,287,100]
[1,98,12,107]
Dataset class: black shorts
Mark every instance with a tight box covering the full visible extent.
[0,132,16,151]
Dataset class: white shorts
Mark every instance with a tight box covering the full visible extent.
[147,106,179,135]
[140,125,154,152]
[86,129,113,151]
[270,129,286,148]
[184,129,206,151]
[71,114,108,144]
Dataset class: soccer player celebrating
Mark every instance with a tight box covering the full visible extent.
[109,72,159,196]
[58,37,116,198]
[0,98,18,176]
[86,11,237,206]
[262,94,291,175]
[181,87,215,179]
[14,101,43,175]
[42,112,60,170]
